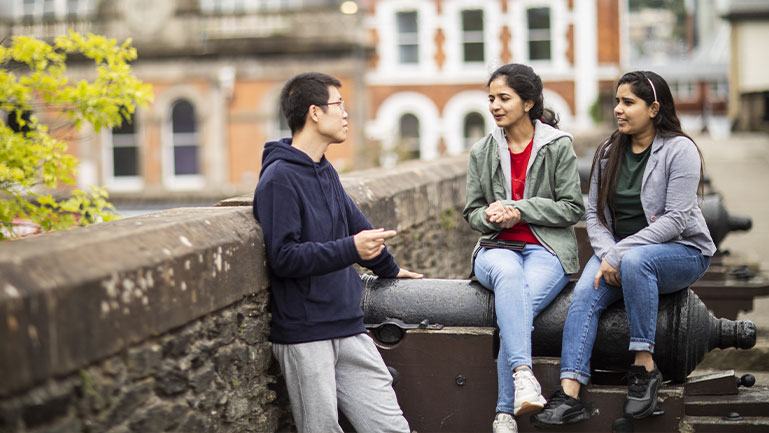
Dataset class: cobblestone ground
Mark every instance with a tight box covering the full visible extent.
[693,131,769,384]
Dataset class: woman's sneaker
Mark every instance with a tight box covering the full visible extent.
[492,413,518,433]
[513,369,547,416]
[530,387,590,427]
[623,364,663,419]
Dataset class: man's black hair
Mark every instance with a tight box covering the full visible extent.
[280,72,342,134]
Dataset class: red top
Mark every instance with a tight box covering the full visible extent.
[498,139,540,245]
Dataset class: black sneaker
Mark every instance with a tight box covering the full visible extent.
[623,364,663,419]
[530,387,590,428]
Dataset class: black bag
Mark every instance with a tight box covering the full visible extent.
[479,238,525,252]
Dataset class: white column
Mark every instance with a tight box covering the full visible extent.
[572,0,598,131]
[208,66,234,187]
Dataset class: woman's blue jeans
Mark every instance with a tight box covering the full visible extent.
[474,245,570,414]
[559,243,710,385]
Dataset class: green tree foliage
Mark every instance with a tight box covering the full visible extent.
[0,31,153,240]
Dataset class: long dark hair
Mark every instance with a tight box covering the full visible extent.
[591,70,704,228]
[487,63,559,128]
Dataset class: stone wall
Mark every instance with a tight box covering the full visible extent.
[0,155,473,433]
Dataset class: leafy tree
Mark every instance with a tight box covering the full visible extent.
[0,31,153,240]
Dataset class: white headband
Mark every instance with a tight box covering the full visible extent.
[647,78,658,103]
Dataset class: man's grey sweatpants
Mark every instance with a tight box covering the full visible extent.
[272,333,410,433]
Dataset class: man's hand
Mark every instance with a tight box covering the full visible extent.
[486,200,521,229]
[354,228,396,260]
[396,268,424,279]
[594,257,621,289]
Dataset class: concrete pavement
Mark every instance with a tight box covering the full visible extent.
[696,132,769,328]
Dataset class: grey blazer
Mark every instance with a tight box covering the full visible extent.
[586,133,716,270]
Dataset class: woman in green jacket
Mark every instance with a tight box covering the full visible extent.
[463,63,584,433]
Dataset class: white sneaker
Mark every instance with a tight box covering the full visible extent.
[492,413,518,433]
[513,368,547,416]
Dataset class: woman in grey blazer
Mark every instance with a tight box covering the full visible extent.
[532,71,716,427]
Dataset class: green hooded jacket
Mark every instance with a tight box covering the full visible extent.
[463,120,585,275]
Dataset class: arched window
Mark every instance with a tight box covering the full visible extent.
[463,112,486,149]
[111,114,139,177]
[171,99,200,176]
[398,113,420,160]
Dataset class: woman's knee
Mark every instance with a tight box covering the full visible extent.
[620,246,655,276]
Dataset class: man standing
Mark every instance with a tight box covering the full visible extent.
[253,72,422,433]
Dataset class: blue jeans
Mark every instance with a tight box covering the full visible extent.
[559,243,710,385]
[474,245,570,414]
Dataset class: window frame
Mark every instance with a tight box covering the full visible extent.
[461,9,485,64]
[101,113,144,191]
[163,99,204,189]
[396,10,420,65]
[526,6,552,62]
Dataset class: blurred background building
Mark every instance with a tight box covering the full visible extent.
[363,0,622,166]
[723,0,769,132]
[628,0,731,137]
[1,0,767,213]
[1,0,371,214]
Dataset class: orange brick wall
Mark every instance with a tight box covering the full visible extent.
[596,0,620,64]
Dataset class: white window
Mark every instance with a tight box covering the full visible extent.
[396,11,419,65]
[709,80,728,100]
[42,0,55,17]
[461,9,484,63]
[103,113,143,190]
[170,99,201,177]
[22,0,37,18]
[464,112,486,149]
[671,81,697,101]
[111,117,140,178]
[398,113,420,160]
[527,7,551,61]
[199,0,301,13]
[20,0,93,19]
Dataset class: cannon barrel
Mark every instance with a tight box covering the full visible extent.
[700,194,752,248]
[361,276,756,382]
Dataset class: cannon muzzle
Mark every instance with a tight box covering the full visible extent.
[701,194,752,249]
[361,276,756,382]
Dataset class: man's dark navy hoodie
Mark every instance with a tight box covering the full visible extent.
[253,139,400,344]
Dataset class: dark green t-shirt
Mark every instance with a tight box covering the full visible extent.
[612,145,652,239]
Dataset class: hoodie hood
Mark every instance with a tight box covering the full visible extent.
[491,120,573,200]
[259,138,322,177]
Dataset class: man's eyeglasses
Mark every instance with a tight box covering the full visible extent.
[320,101,345,112]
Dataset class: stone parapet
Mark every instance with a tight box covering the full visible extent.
[0,206,268,398]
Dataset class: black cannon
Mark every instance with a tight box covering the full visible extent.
[701,193,752,249]
[361,276,756,383]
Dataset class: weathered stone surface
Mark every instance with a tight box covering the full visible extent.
[126,344,162,380]
[0,206,268,397]
[224,396,249,423]
[155,367,188,396]
[127,401,186,432]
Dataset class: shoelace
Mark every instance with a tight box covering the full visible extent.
[547,390,571,407]
[624,371,651,398]
[515,372,541,393]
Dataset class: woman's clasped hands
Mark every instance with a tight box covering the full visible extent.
[485,200,521,229]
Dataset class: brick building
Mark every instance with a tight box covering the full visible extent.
[364,0,624,165]
[1,0,625,201]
